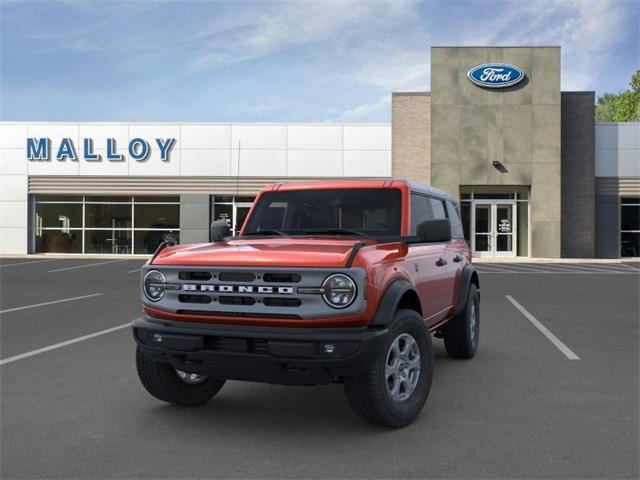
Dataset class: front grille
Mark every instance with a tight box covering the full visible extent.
[219,272,256,282]
[151,267,365,320]
[263,273,301,283]
[179,271,212,281]
[263,297,302,307]
[178,294,211,304]
[219,296,256,306]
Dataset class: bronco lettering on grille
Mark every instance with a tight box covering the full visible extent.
[183,284,294,295]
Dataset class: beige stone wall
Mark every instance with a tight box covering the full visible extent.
[430,46,562,257]
[391,93,430,185]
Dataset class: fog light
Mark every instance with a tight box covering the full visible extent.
[152,333,163,344]
[323,343,336,354]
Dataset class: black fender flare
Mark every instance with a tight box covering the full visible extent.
[370,280,419,326]
[454,265,480,317]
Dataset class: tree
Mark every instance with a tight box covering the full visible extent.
[596,70,640,122]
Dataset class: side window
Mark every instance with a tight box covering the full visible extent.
[446,200,465,239]
[429,198,447,220]
[410,193,432,234]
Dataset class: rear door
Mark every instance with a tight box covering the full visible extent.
[410,193,448,325]
[427,197,457,315]
[445,199,468,309]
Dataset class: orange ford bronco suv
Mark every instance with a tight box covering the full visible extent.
[133,180,480,427]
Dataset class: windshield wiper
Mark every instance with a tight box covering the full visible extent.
[304,228,368,237]
[242,229,288,236]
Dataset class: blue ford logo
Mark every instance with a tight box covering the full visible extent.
[467,63,525,88]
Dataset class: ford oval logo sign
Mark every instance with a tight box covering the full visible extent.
[467,63,525,88]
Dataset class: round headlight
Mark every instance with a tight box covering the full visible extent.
[143,270,166,302]
[322,274,357,309]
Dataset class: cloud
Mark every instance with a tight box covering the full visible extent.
[339,94,391,121]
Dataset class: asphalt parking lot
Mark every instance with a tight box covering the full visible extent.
[1,258,638,479]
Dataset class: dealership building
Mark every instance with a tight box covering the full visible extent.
[1,46,638,258]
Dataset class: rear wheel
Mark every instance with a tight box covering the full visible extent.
[343,309,434,428]
[136,347,226,406]
[443,283,479,359]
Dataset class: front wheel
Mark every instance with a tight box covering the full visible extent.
[343,309,434,428]
[136,347,226,407]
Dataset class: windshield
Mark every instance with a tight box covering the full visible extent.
[242,188,402,237]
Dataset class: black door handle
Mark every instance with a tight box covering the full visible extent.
[436,257,447,267]
[453,255,463,263]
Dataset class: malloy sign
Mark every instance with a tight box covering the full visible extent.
[467,63,525,88]
[26,137,176,162]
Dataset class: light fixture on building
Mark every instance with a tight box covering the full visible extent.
[492,161,509,173]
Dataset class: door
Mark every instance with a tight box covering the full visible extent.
[494,202,516,257]
[233,203,253,236]
[472,201,516,257]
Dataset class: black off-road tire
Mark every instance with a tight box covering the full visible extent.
[343,309,434,428]
[136,347,226,407]
[443,283,480,359]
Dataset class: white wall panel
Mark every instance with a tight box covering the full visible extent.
[78,125,129,155]
[27,124,79,149]
[27,157,80,176]
[181,149,231,176]
[0,124,28,149]
[128,124,180,143]
[618,124,640,149]
[595,148,618,177]
[78,150,129,176]
[232,149,286,176]
[0,149,28,175]
[344,125,391,150]
[0,201,27,228]
[128,149,181,176]
[0,227,28,254]
[595,123,640,178]
[287,126,342,150]
[0,174,27,201]
[231,125,287,150]
[181,125,231,149]
[619,148,640,177]
[343,150,392,177]
[594,125,618,149]
[287,150,342,176]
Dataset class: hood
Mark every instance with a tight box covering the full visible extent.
[151,238,369,268]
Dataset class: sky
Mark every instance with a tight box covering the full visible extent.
[1,0,638,122]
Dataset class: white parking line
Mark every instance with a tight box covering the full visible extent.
[505,295,580,360]
[0,322,130,366]
[486,264,555,273]
[48,259,130,273]
[128,268,141,274]
[0,259,58,268]
[0,293,103,314]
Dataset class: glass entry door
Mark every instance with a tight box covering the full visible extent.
[233,204,252,236]
[472,201,517,257]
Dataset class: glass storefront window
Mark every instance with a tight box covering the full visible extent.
[134,204,179,229]
[134,231,179,254]
[36,203,83,229]
[621,198,640,257]
[84,230,132,254]
[621,232,639,258]
[85,203,132,229]
[33,195,181,254]
[35,229,82,253]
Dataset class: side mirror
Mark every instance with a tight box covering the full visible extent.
[416,219,451,243]
[210,220,231,242]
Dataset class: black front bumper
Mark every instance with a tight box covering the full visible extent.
[132,317,389,385]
